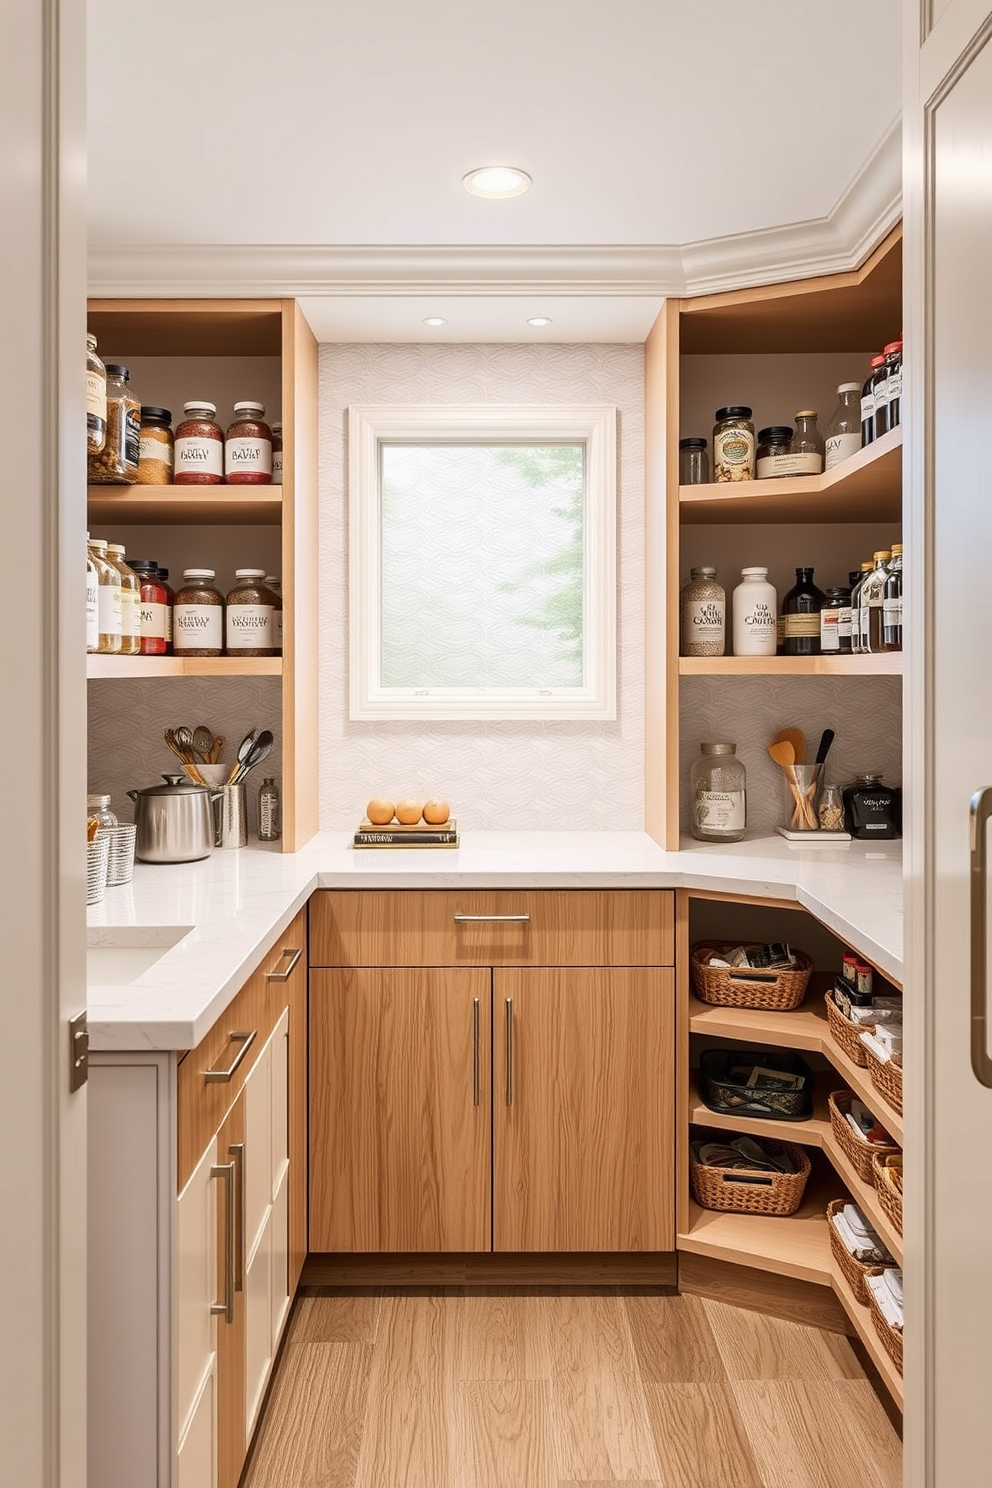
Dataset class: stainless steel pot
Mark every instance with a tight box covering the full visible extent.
[127,774,221,863]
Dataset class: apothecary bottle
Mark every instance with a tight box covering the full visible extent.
[174,402,224,485]
[883,543,903,651]
[862,355,885,445]
[824,383,863,469]
[258,777,281,842]
[225,569,276,656]
[884,339,903,429]
[128,560,169,656]
[783,567,825,656]
[106,543,141,656]
[680,567,725,656]
[872,355,891,439]
[271,422,283,485]
[842,773,901,840]
[690,742,746,843]
[137,406,174,485]
[732,567,778,656]
[819,587,852,655]
[791,411,824,475]
[86,333,107,453]
[859,549,892,655]
[849,560,872,652]
[88,363,140,484]
[87,537,122,654]
[173,568,224,656]
[225,401,273,484]
[712,406,755,483]
[85,534,100,654]
[678,437,709,486]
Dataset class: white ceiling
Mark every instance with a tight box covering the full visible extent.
[86,0,902,338]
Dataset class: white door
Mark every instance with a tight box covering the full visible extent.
[0,2,88,1485]
[904,3,992,1483]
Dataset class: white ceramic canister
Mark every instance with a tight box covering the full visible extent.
[732,567,778,656]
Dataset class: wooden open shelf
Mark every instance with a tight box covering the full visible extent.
[679,652,902,677]
[821,1130,903,1265]
[86,298,283,357]
[87,486,282,526]
[678,1165,839,1286]
[679,427,902,525]
[830,1256,904,1408]
[87,655,282,679]
[689,1075,832,1148]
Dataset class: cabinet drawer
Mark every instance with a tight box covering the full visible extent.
[309,890,673,968]
[177,909,306,1192]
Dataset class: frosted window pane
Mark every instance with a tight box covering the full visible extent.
[380,444,584,689]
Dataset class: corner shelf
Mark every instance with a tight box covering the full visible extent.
[679,653,902,677]
[830,1256,904,1408]
[678,1166,838,1286]
[86,656,282,679]
[689,1076,832,1148]
[87,486,282,526]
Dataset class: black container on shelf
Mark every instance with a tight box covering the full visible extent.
[698,1048,814,1121]
[842,775,902,840]
[782,567,826,656]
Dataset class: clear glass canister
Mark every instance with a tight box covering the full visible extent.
[173,568,224,656]
[137,406,174,485]
[690,742,746,843]
[712,406,755,483]
[818,784,845,832]
[174,402,224,485]
[225,401,272,484]
[87,537,122,654]
[225,569,276,656]
[86,333,107,452]
[679,567,725,656]
[791,411,824,474]
[824,383,863,469]
[87,363,140,483]
[678,437,709,485]
[86,794,118,830]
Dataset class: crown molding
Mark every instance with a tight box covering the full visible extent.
[87,118,902,303]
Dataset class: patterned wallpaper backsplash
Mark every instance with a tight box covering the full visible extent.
[318,343,647,831]
[678,675,903,837]
[88,677,283,834]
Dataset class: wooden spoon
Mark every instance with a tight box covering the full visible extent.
[771,727,807,766]
[768,739,810,829]
[768,739,796,770]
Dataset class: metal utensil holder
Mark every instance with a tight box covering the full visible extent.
[214,783,248,849]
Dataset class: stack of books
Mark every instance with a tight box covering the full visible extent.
[352,818,459,849]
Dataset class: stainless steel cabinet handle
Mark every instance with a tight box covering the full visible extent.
[266,946,303,982]
[505,997,514,1107]
[453,913,531,924]
[204,1030,256,1083]
[229,1142,245,1292]
[970,788,992,1087]
[472,998,481,1107]
[210,1161,235,1324]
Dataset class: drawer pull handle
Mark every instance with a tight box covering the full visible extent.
[204,1030,256,1083]
[472,997,481,1107]
[210,1161,235,1324]
[266,946,303,982]
[453,914,531,924]
[505,997,514,1107]
[229,1142,245,1292]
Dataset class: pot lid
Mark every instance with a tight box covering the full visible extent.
[132,774,214,797]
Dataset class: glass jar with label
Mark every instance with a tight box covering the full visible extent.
[679,567,725,656]
[106,544,141,655]
[87,537,122,654]
[225,569,276,656]
[690,742,747,843]
[755,426,793,478]
[849,561,872,652]
[824,384,864,469]
[225,402,273,484]
[263,575,283,652]
[86,333,107,453]
[872,355,891,439]
[271,422,283,485]
[258,778,281,842]
[783,567,826,656]
[137,407,174,485]
[862,355,885,445]
[732,567,778,656]
[127,560,169,656]
[791,411,824,475]
[678,437,710,485]
[883,543,903,651]
[173,569,224,656]
[819,586,852,655]
[87,364,140,484]
[174,402,224,485]
[156,567,175,652]
[712,406,755,483]
[859,549,892,654]
[85,533,100,654]
[884,339,903,429]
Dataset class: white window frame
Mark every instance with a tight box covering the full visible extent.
[348,403,617,721]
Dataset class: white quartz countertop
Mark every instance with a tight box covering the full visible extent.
[86,831,903,1051]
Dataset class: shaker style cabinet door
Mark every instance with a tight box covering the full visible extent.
[176,1137,220,1488]
[492,967,675,1252]
[309,968,492,1252]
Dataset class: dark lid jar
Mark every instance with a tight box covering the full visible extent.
[88,363,140,484]
[225,401,272,484]
[225,568,276,656]
[127,560,169,657]
[678,436,710,486]
[755,425,793,478]
[137,406,174,486]
[712,407,755,484]
[175,402,224,485]
[820,586,852,655]
[173,568,224,656]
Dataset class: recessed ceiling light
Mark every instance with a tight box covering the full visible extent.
[463,166,532,199]
[422,317,448,327]
[527,317,553,327]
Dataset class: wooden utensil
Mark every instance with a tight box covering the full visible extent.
[768,739,796,770]
[771,727,808,765]
[768,739,815,829]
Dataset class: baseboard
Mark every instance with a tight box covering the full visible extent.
[677,1252,851,1335]
[302,1251,678,1288]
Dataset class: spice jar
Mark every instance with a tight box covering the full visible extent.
[106,543,142,656]
[86,333,107,453]
[128,560,169,656]
[818,785,845,832]
[173,568,224,656]
[137,407,174,485]
[678,437,709,486]
[87,537,122,654]
[225,401,272,484]
[820,586,852,655]
[712,406,755,483]
[271,422,283,484]
[690,742,747,843]
[755,426,793,478]
[87,363,140,484]
[680,567,725,657]
[264,575,283,651]
[791,411,824,474]
[174,402,224,485]
[225,569,276,656]
[85,533,100,654]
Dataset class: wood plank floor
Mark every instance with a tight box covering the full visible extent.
[242,1288,901,1488]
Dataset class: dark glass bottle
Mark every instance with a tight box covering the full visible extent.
[872,355,891,439]
[862,357,883,445]
[883,543,903,651]
[842,774,902,840]
[782,567,826,656]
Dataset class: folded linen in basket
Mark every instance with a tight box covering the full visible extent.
[866,1268,904,1330]
[861,1030,897,1063]
[832,1205,893,1264]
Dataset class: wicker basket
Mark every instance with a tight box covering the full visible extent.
[824,990,874,1067]
[827,1199,888,1306]
[827,1090,899,1182]
[872,1151,904,1237]
[863,1039,904,1114]
[867,1277,904,1373]
[690,1138,811,1216]
[699,1048,814,1122]
[691,942,813,1012]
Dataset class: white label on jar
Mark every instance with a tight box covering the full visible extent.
[271,449,283,484]
[225,437,272,476]
[86,578,99,650]
[86,369,106,423]
[225,603,274,649]
[851,606,861,645]
[174,604,223,650]
[139,601,167,639]
[139,436,173,470]
[98,583,122,636]
[757,451,822,478]
[785,613,820,639]
[838,606,852,638]
[874,379,891,408]
[120,588,141,640]
[686,600,724,641]
[695,790,746,833]
[883,598,902,622]
[820,610,840,652]
[861,394,874,423]
[175,435,224,477]
[824,432,863,469]
[887,369,902,401]
[739,602,777,643]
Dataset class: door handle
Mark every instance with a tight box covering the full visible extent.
[266,946,303,981]
[970,788,992,1087]
[204,1030,256,1083]
[210,1161,235,1324]
[505,997,513,1106]
[228,1142,245,1292]
[453,913,530,924]
[472,997,480,1106]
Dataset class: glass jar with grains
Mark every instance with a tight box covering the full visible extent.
[690,742,747,843]
[679,567,725,656]
[173,569,224,656]
[174,402,224,485]
[87,363,140,483]
[755,426,793,479]
[86,333,107,453]
[225,402,272,484]
[137,407,174,485]
[225,569,277,656]
[712,406,755,483]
